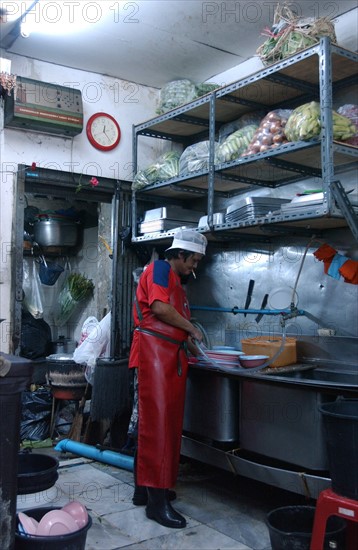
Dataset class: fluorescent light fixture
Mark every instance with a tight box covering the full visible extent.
[16,0,107,37]
[0,1,36,22]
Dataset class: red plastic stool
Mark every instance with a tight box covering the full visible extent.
[310,488,358,550]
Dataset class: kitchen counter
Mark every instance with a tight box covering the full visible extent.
[188,360,358,391]
[184,357,357,497]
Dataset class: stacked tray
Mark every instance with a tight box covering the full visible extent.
[139,206,204,234]
[280,192,358,215]
[139,220,197,233]
[226,197,290,223]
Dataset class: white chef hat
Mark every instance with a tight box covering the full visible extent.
[165,229,207,255]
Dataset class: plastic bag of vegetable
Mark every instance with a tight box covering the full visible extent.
[132,170,151,191]
[155,151,180,180]
[219,111,265,143]
[216,124,258,163]
[54,272,94,327]
[241,110,291,156]
[337,104,358,146]
[157,80,197,114]
[179,141,218,174]
[132,151,181,191]
[256,4,337,66]
[195,83,219,97]
[285,101,357,142]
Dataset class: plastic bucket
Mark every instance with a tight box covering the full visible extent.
[319,398,358,500]
[266,506,346,550]
[15,507,92,550]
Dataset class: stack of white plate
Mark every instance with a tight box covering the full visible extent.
[200,349,244,368]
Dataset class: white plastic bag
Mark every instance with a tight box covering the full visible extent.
[73,313,111,384]
[23,259,44,319]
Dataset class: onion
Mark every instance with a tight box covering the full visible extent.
[262,134,273,145]
[267,113,281,122]
[273,133,284,143]
[270,123,281,134]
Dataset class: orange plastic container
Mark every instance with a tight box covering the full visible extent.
[241,337,297,368]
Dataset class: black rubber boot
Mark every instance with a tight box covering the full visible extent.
[132,451,148,505]
[132,450,176,505]
[146,488,186,528]
[133,486,176,506]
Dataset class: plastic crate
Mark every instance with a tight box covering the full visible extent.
[241,336,297,367]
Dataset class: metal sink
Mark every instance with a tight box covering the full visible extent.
[262,367,358,388]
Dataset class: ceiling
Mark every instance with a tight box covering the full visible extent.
[0,1,356,89]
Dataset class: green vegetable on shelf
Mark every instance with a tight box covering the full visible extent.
[132,151,180,191]
[66,273,94,301]
[54,273,94,327]
[216,124,258,163]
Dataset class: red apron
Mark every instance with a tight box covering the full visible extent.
[135,278,190,488]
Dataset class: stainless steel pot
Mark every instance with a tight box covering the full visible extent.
[33,218,80,247]
[52,338,76,354]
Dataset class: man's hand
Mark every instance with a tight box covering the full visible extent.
[189,326,203,343]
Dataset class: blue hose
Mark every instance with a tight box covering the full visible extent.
[190,305,307,316]
[54,439,134,471]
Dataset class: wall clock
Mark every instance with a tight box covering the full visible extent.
[86,112,121,151]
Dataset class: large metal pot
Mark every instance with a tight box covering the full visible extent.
[33,217,80,247]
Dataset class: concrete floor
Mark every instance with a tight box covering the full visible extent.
[16,448,313,550]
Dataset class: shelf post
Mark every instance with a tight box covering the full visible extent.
[132,124,138,239]
[331,180,358,242]
[207,92,216,229]
[13,165,27,355]
[319,37,334,212]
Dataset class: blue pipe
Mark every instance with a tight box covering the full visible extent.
[190,305,306,316]
[54,439,134,472]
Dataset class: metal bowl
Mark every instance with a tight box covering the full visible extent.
[239,355,269,368]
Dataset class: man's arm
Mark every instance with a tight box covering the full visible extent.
[151,300,203,342]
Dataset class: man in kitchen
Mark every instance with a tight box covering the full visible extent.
[128,229,207,528]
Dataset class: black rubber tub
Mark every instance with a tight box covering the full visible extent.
[15,506,92,549]
[17,453,59,495]
[266,505,346,550]
[319,398,358,500]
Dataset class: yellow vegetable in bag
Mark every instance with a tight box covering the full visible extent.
[285,101,356,142]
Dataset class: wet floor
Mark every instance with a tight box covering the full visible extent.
[16,448,313,549]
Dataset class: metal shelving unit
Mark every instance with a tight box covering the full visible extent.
[132,38,358,243]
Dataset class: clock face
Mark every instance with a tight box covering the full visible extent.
[86,113,121,151]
